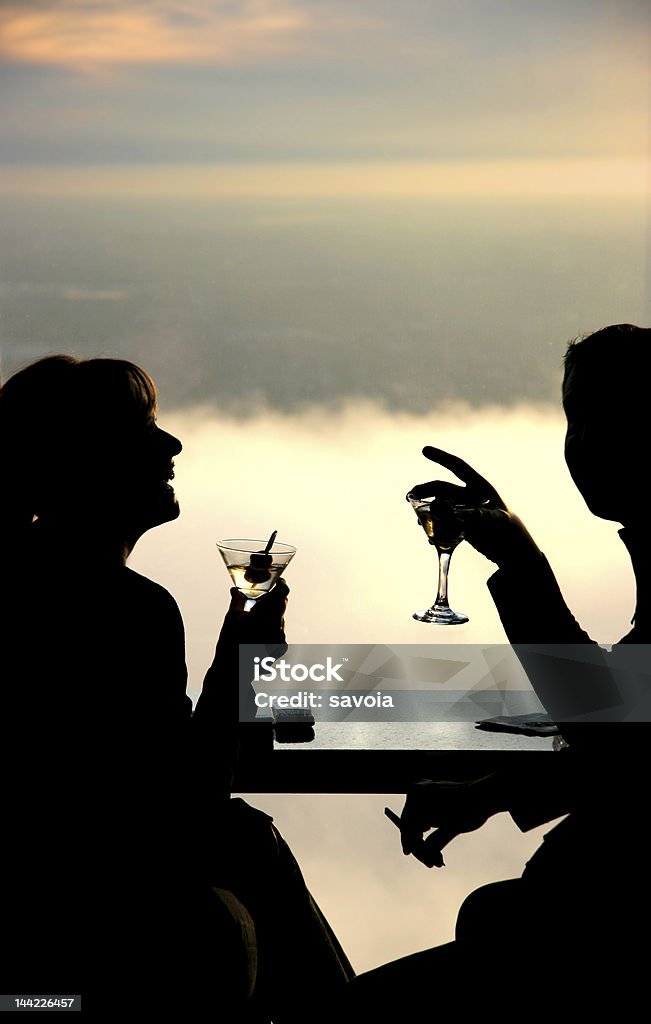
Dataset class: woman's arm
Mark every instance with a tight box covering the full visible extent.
[191,581,288,801]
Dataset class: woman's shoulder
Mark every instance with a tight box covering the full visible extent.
[121,567,185,626]
[122,565,176,599]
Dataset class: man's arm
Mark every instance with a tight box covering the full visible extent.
[408,448,617,839]
[487,553,592,645]
[488,552,627,726]
[486,554,620,829]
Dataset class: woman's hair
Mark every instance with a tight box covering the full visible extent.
[0,355,157,534]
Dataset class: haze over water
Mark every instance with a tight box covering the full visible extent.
[2,190,644,664]
[2,193,646,411]
[2,193,645,970]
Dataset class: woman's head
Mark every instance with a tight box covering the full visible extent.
[562,324,650,526]
[0,355,181,540]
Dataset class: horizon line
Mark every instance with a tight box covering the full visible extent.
[0,158,648,198]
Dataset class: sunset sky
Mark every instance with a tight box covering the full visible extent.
[1,0,650,979]
[1,0,649,190]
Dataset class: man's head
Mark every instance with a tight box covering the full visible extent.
[562,324,650,526]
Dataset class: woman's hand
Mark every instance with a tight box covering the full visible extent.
[199,580,289,703]
[218,579,289,652]
[409,446,541,571]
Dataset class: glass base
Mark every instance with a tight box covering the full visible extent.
[413,605,469,625]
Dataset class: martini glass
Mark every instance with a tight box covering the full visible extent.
[406,493,469,624]
[216,534,296,611]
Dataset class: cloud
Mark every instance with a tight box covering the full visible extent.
[1,2,647,161]
[0,0,312,70]
[127,402,636,695]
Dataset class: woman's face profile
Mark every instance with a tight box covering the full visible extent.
[46,367,184,539]
[107,407,183,533]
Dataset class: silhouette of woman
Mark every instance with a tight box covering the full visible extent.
[323,324,650,1016]
[0,355,351,1020]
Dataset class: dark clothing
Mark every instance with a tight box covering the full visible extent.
[487,531,649,867]
[481,533,649,995]
[325,530,650,1018]
[2,540,196,1007]
[1,533,352,1017]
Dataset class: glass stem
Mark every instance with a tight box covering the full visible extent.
[436,549,453,608]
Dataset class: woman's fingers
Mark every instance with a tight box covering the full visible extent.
[229,578,289,609]
[252,578,289,616]
[269,578,290,600]
[228,587,247,612]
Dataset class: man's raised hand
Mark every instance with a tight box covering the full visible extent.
[409,447,541,570]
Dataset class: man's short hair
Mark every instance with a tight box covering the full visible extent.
[563,324,650,399]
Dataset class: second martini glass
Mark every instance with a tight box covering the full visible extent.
[407,493,469,624]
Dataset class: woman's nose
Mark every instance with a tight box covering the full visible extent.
[157,427,182,456]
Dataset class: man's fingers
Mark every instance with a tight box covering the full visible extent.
[407,481,468,502]
[398,807,428,855]
[422,446,484,484]
[400,827,423,856]
[404,828,458,867]
[423,827,457,857]
[414,829,457,868]
[422,446,502,503]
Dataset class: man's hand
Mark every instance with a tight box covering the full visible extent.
[399,775,506,865]
[409,446,541,571]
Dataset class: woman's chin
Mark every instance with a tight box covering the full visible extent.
[139,488,181,529]
[158,490,181,523]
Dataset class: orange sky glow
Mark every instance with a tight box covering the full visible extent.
[0,1,312,68]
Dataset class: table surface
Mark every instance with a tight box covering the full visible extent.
[233,721,553,793]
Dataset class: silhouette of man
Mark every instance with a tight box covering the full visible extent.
[324,324,650,1015]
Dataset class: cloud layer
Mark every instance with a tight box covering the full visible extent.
[0,0,312,69]
[1,1,648,162]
